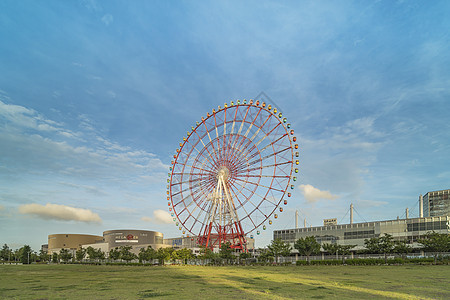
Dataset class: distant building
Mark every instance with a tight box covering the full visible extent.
[40,244,48,254]
[274,215,450,251]
[47,234,103,255]
[164,235,256,255]
[422,189,450,217]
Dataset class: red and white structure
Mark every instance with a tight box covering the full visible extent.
[167,99,299,251]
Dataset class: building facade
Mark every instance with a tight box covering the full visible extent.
[103,229,164,249]
[47,234,103,254]
[274,215,450,251]
[423,189,449,217]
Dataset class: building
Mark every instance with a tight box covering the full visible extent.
[47,234,103,254]
[274,215,450,251]
[163,235,256,255]
[47,230,166,256]
[99,229,166,255]
[422,189,450,217]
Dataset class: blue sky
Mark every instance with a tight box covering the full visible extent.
[1,0,449,251]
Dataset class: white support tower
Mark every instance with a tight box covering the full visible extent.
[295,210,299,229]
[350,203,354,225]
[419,194,424,218]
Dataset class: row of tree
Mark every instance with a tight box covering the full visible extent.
[1,232,448,265]
[0,244,38,264]
[265,231,450,264]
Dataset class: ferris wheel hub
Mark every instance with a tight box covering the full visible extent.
[216,166,230,182]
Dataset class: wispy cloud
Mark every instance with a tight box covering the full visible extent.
[0,100,168,182]
[299,184,338,203]
[19,203,102,223]
[141,209,173,224]
[58,182,107,196]
[101,14,113,26]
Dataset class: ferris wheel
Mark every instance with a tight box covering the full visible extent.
[167,99,299,250]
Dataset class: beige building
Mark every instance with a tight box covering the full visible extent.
[47,234,103,254]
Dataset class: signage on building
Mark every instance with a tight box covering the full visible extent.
[115,234,139,242]
[323,218,337,226]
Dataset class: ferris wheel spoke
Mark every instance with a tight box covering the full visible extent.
[235,174,289,179]
[243,160,292,173]
[193,130,220,168]
[231,111,268,160]
[233,176,285,193]
[227,183,258,228]
[237,181,280,210]
[229,118,281,169]
[246,146,291,167]
[201,120,221,164]
[232,112,263,159]
[228,179,262,209]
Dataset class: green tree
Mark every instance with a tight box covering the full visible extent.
[85,246,105,262]
[339,245,355,263]
[364,237,380,254]
[52,252,58,263]
[419,231,450,264]
[96,248,105,261]
[1,244,11,262]
[393,241,412,259]
[59,248,73,263]
[138,246,156,263]
[198,245,214,260]
[219,242,234,264]
[86,246,96,262]
[258,248,274,263]
[239,252,251,265]
[175,248,194,265]
[294,236,320,263]
[119,246,136,262]
[39,249,49,263]
[19,245,32,264]
[75,248,86,262]
[109,247,121,262]
[156,247,174,265]
[378,234,395,264]
[268,238,292,264]
[322,243,339,256]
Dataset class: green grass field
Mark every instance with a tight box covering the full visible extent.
[0,264,449,299]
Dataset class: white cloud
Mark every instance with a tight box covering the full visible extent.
[101,14,114,26]
[299,184,338,203]
[18,203,102,223]
[141,209,173,224]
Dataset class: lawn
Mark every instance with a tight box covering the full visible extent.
[0,264,449,299]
